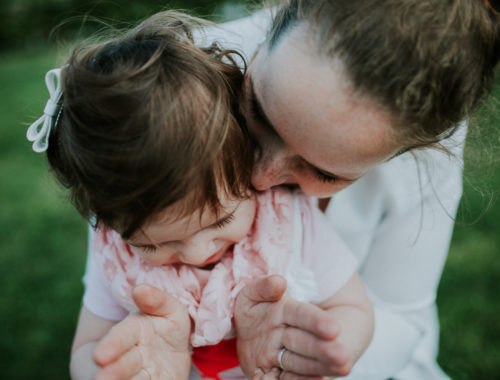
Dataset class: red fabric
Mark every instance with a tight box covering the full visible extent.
[191,338,240,379]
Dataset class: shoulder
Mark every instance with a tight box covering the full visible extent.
[331,121,466,216]
[195,8,273,62]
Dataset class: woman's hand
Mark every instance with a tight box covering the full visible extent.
[234,275,349,379]
[93,284,192,380]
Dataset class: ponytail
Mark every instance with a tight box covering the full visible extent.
[482,0,499,16]
[484,0,500,66]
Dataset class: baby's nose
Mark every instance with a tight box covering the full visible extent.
[181,240,217,266]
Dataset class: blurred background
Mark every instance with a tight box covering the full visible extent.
[0,1,499,379]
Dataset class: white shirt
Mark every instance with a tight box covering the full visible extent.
[197,8,465,380]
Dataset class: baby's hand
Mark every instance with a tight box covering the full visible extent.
[93,284,191,380]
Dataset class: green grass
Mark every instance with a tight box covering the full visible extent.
[0,47,88,379]
[1,47,499,379]
[436,82,500,379]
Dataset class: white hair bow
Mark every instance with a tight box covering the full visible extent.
[27,68,63,153]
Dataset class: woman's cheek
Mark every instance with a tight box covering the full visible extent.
[298,176,354,198]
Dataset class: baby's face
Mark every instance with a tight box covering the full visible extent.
[126,195,256,268]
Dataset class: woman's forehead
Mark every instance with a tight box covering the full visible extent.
[249,32,402,177]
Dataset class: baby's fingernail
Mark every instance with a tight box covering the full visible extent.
[253,368,264,380]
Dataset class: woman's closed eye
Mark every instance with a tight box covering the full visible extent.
[313,168,339,183]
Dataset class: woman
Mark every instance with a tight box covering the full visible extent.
[89,1,500,379]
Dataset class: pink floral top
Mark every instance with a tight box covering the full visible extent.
[84,188,358,347]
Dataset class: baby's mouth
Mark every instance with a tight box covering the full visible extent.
[199,262,218,271]
[198,244,234,270]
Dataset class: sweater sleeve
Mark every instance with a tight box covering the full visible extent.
[327,124,465,379]
[297,194,359,303]
[82,226,128,322]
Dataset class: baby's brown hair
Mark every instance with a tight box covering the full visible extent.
[47,11,253,238]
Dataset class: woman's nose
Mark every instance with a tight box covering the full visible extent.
[251,147,294,191]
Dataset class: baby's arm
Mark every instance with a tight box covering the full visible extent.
[70,306,118,380]
[315,272,374,376]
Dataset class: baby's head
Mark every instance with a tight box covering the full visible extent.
[45,11,253,238]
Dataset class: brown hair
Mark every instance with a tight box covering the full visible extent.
[46,11,253,238]
[268,0,500,151]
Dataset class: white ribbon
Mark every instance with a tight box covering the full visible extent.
[27,68,63,153]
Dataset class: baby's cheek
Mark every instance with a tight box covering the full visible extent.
[240,216,256,240]
[129,246,142,258]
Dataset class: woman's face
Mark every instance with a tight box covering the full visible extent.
[241,26,404,197]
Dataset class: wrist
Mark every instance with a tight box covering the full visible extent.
[70,342,99,380]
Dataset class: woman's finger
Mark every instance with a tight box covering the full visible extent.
[94,317,141,366]
[237,275,287,305]
[282,299,338,340]
[281,326,345,363]
[276,347,348,377]
[94,345,142,380]
[132,284,186,319]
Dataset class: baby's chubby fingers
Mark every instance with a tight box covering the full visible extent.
[280,373,324,380]
[261,367,281,379]
[258,367,323,380]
